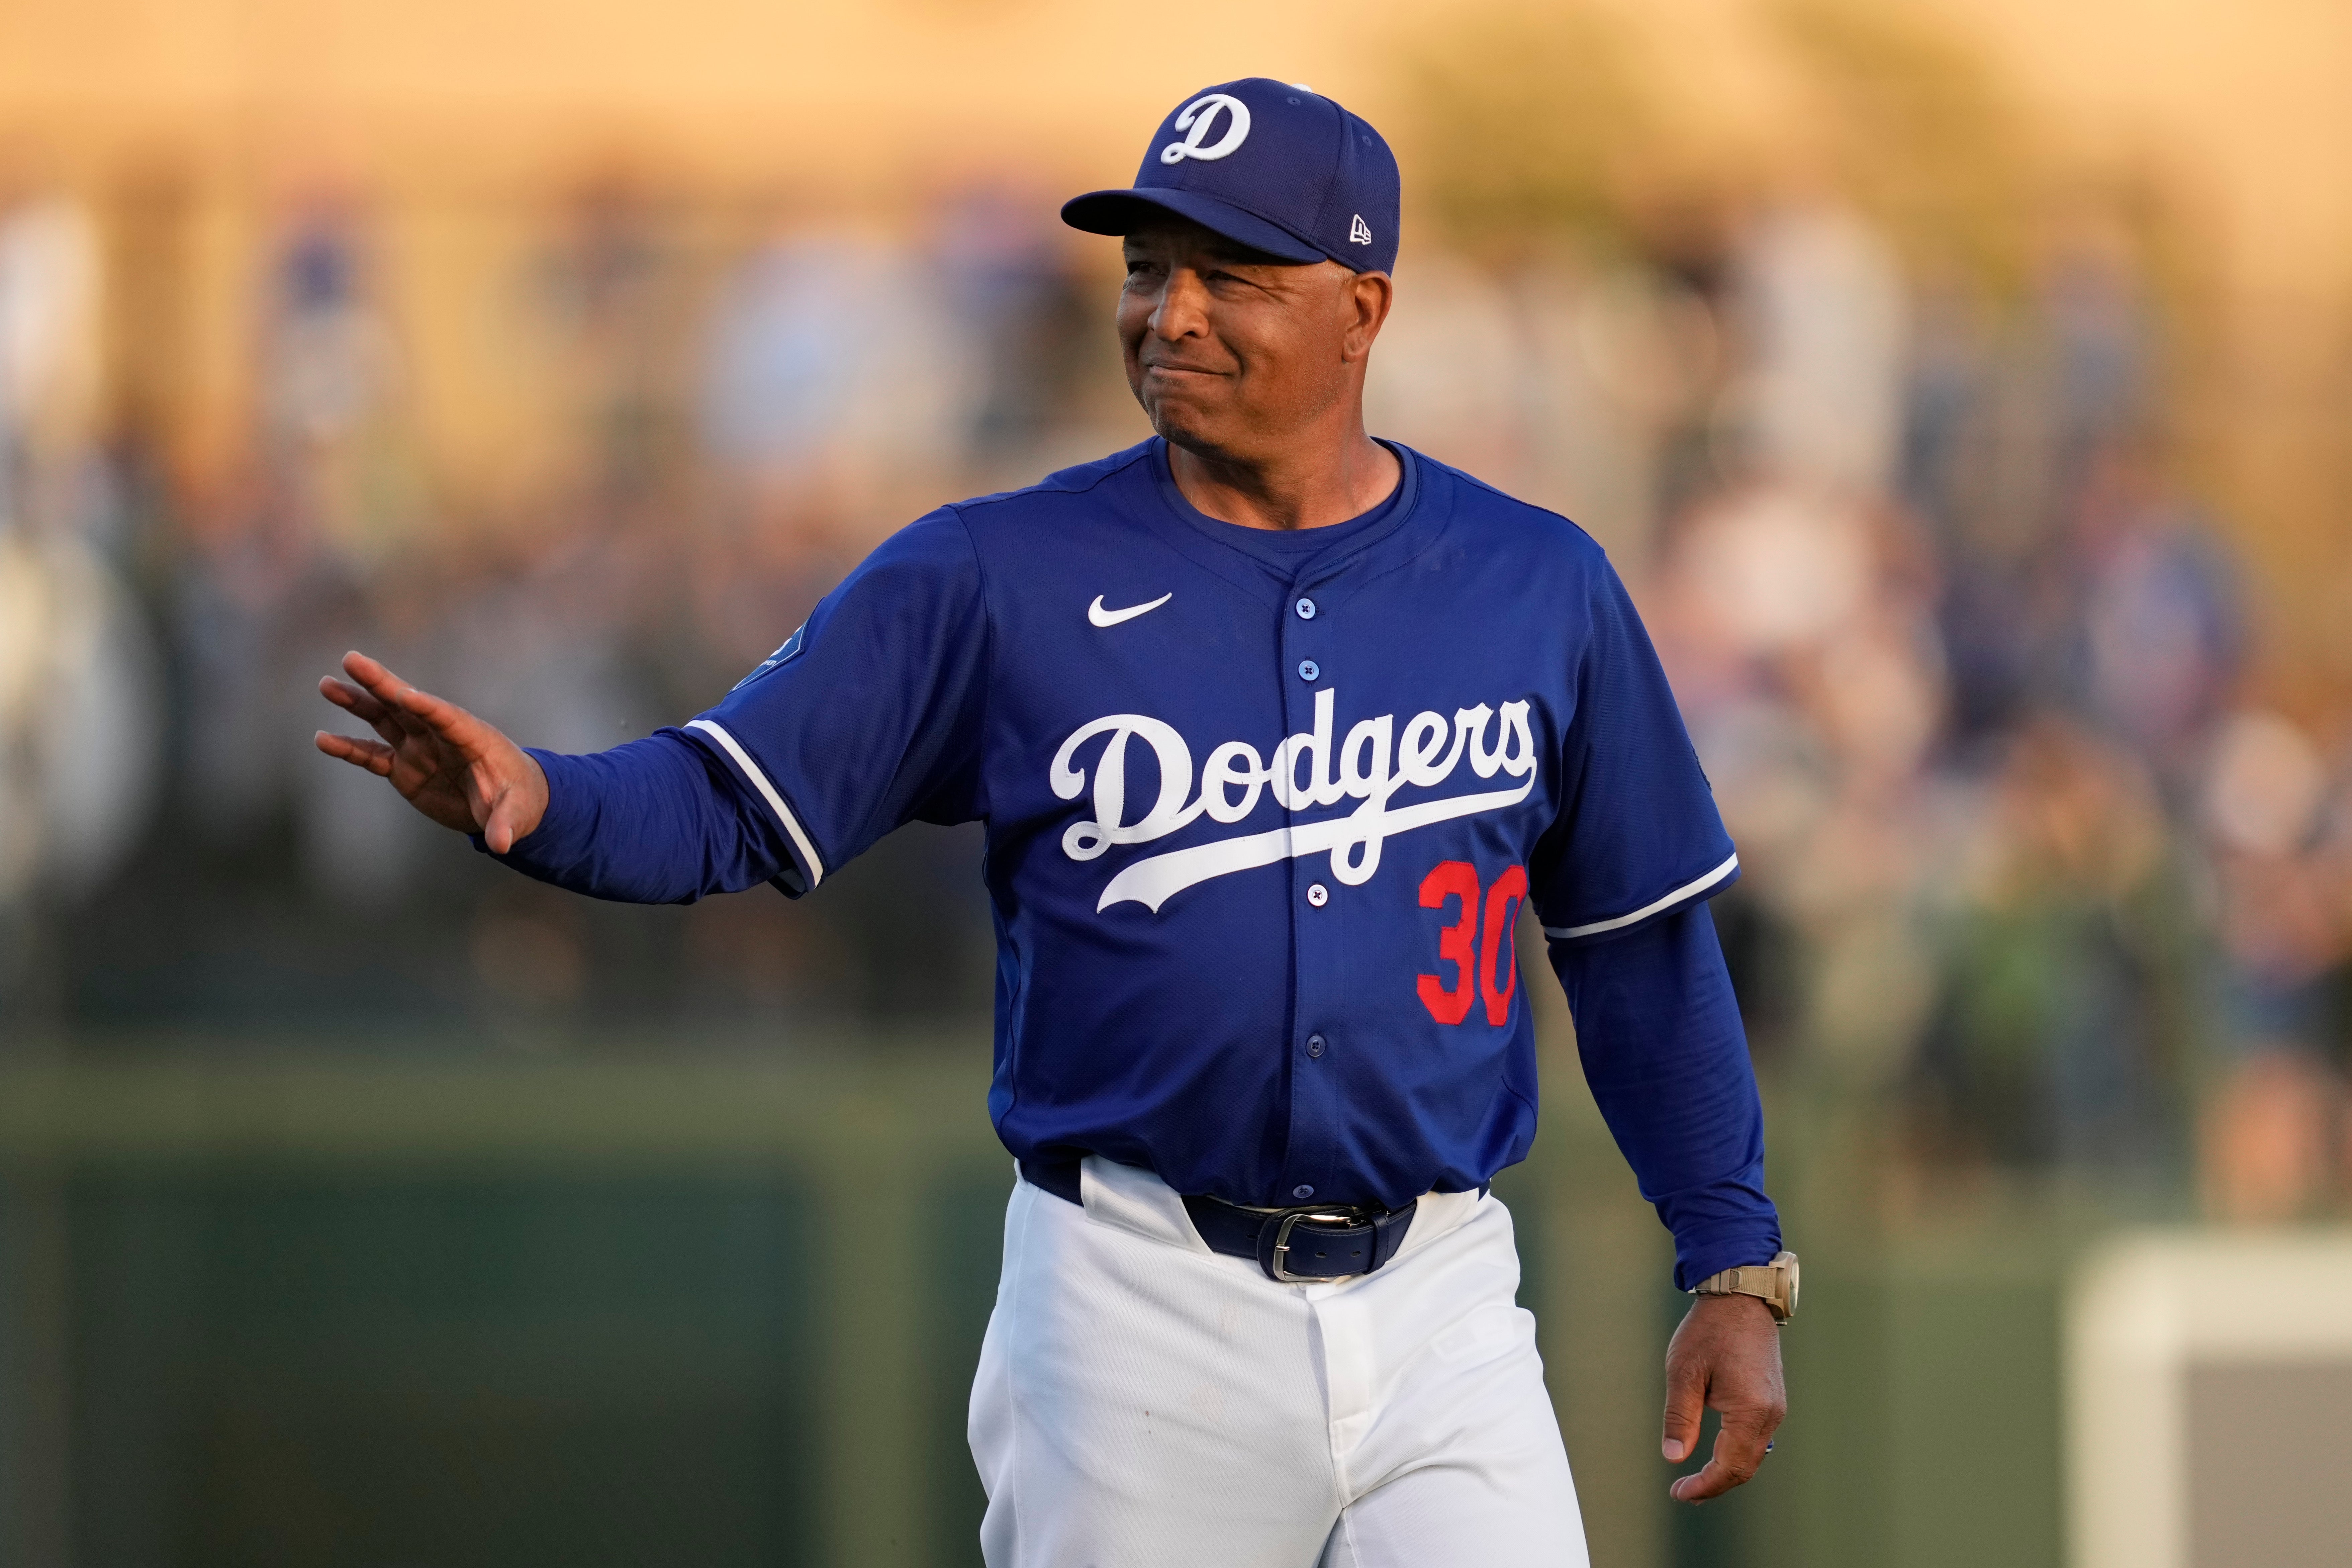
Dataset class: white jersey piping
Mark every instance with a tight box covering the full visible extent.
[1543,851,1738,941]
[685,718,825,890]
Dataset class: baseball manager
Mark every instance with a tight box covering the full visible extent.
[318,78,1792,1567]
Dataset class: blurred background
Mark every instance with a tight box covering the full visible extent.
[2,0,2350,1563]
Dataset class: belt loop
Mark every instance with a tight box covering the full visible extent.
[1371,1205,1415,1270]
[1019,1157,1084,1206]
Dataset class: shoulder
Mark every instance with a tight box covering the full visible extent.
[946,440,1159,529]
[840,441,1164,607]
[1395,444,1614,582]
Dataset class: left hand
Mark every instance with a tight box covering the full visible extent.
[1661,1292,1786,1502]
[314,650,548,853]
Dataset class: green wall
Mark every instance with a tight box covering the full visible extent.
[0,1047,2101,1568]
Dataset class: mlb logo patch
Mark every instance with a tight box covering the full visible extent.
[732,624,806,690]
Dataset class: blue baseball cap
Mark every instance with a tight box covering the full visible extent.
[1062,78,1400,274]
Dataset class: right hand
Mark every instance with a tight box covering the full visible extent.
[1661,1292,1786,1503]
[314,650,549,853]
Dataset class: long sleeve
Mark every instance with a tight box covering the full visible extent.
[478,507,988,904]
[1549,902,1781,1290]
[480,732,794,903]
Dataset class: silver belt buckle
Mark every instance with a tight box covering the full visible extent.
[1269,1208,1373,1284]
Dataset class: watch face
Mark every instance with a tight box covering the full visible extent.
[1780,1252,1800,1317]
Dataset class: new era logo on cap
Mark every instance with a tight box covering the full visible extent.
[1062,78,1402,275]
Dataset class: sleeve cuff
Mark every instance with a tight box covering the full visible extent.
[1674,1223,1785,1293]
[472,747,598,870]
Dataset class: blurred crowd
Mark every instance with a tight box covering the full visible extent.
[1,166,2347,1218]
[0,179,1112,1042]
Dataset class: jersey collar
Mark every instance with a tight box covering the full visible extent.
[1137,437,1426,607]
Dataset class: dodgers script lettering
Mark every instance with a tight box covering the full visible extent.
[1050,688,1539,912]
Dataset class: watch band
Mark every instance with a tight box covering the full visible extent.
[1693,1251,1798,1323]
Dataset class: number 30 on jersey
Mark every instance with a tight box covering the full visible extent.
[1416,861,1528,1026]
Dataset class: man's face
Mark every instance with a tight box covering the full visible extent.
[1117,217,1390,464]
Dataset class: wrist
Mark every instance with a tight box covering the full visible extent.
[1690,1290,1775,1325]
[1691,1250,1799,1324]
[489,748,589,861]
[515,750,550,840]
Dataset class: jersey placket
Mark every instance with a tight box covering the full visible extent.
[1279,565,1342,1205]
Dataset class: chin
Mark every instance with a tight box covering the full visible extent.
[1144,398,1242,461]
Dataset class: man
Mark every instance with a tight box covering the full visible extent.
[317,79,1790,1567]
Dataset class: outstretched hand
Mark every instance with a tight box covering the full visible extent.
[1661,1292,1786,1503]
[314,650,548,853]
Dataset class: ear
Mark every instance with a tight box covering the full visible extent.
[1341,270,1393,363]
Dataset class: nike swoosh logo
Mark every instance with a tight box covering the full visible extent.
[1088,592,1172,628]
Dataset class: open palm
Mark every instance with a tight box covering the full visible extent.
[314,650,548,852]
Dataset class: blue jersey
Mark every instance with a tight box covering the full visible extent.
[670,440,1738,1212]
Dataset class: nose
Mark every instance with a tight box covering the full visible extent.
[1149,265,1211,343]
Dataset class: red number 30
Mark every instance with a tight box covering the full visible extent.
[1416,861,1529,1026]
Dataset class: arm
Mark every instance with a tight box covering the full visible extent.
[1549,903,1778,1289]
[315,509,990,901]
[494,737,790,903]
[1550,902,1787,1503]
[314,652,785,903]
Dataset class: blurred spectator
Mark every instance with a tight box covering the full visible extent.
[1729,200,1909,498]
[2041,206,2151,483]
[1363,254,1525,490]
[535,177,693,520]
[0,194,161,937]
[2068,439,2243,795]
[931,186,1094,471]
[179,202,406,853]
[259,202,413,563]
[699,219,975,527]
[1917,716,2193,1173]
[1651,478,1947,1091]
[2196,708,2352,1218]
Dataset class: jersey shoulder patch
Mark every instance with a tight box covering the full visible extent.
[730,624,805,691]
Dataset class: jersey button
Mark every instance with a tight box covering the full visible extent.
[1292,1185,1315,1200]
[1295,596,1317,620]
[1297,659,1320,682]
[1306,1034,1326,1058]
[1305,883,1329,907]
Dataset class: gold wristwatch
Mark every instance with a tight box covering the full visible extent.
[1692,1250,1799,1324]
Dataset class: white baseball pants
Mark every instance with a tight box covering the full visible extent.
[968,1156,1590,1567]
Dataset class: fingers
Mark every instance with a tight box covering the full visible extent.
[319,675,416,751]
[337,650,446,735]
[314,730,396,776]
[319,674,393,725]
[1669,1406,1780,1503]
[1661,1351,1706,1465]
[336,650,487,753]
[338,650,419,716]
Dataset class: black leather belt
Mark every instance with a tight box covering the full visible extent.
[1021,1158,1416,1283]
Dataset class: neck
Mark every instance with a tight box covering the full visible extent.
[1166,420,1401,532]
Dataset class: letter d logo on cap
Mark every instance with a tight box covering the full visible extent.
[1159,94,1252,164]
